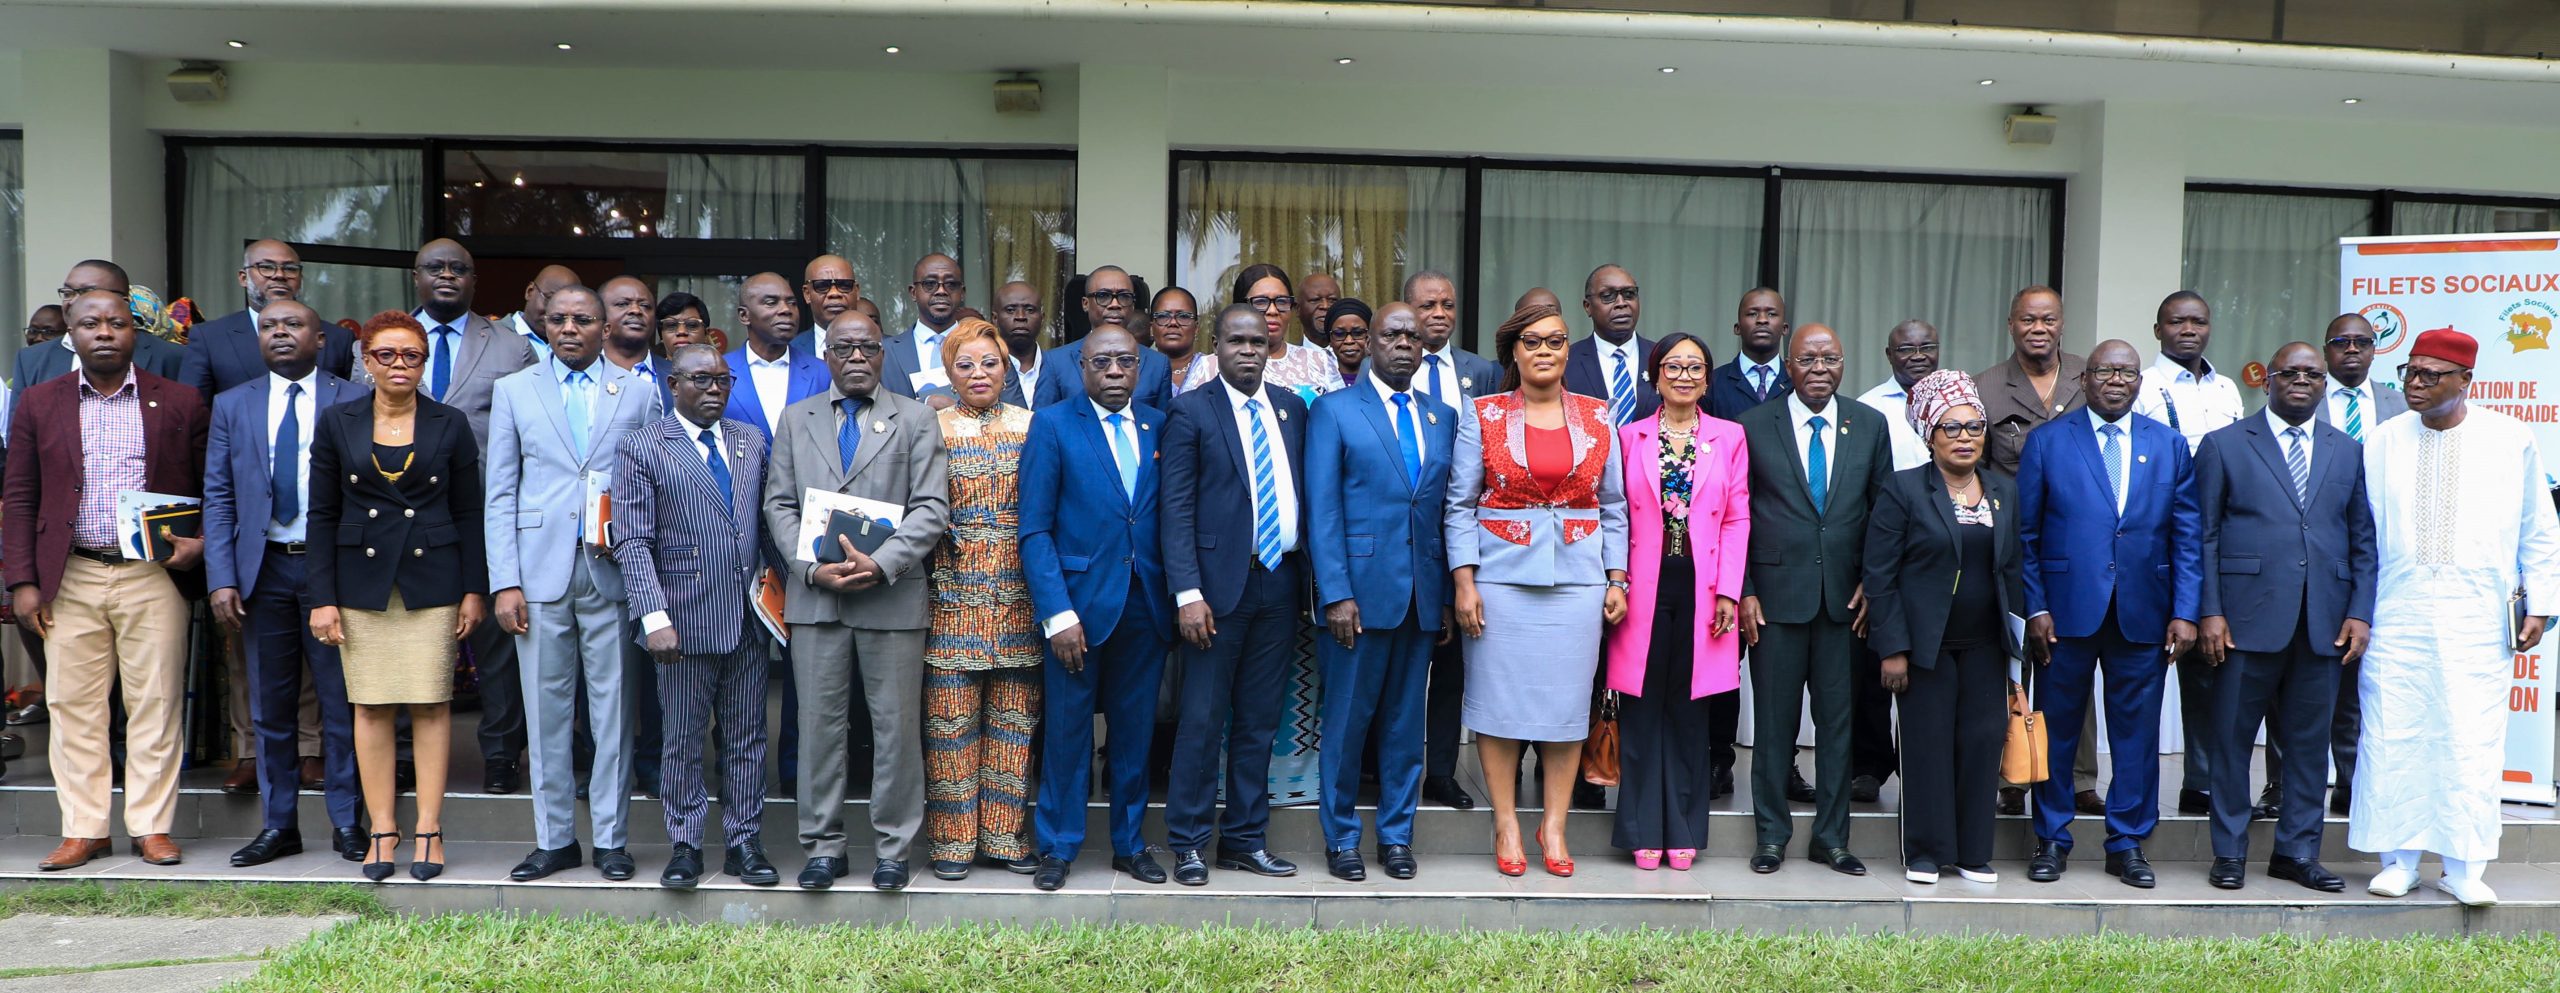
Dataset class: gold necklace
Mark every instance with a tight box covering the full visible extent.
[372,448,416,484]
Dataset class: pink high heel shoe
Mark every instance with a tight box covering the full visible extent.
[1633,849,1663,871]
[1667,849,1696,871]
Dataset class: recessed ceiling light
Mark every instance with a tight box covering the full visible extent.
[638,224,650,235]
[2342,97,2362,104]
[1335,57,1354,65]
[226,40,246,49]
[555,43,573,51]
[511,175,525,187]
[884,46,901,54]
[1658,67,1677,74]
[1978,78,1996,86]
[572,225,584,235]
[472,180,484,188]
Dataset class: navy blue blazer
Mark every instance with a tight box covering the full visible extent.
[2017,410,2203,642]
[2194,415,2377,655]
[1706,355,1790,422]
[15,330,184,388]
[203,372,370,598]
[1305,381,1456,630]
[1019,399,1171,646]
[180,308,357,398]
[610,414,768,656]
[1562,334,1659,424]
[1159,379,1309,618]
[1031,338,1172,413]
[722,344,831,443]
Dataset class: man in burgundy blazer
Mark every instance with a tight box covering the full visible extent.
[3,290,208,871]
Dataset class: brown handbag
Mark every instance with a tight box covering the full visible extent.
[2002,682,2049,784]
[1583,691,1623,787]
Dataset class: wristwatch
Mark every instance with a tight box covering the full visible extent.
[1606,579,1630,591]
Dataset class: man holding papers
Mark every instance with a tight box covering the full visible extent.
[485,285,663,883]
[763,312,951,891]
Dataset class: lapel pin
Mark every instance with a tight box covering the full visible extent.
[2136,454,2149,464]
[1460,377,1474,389]
[148,400,159,408]
[1427,412,1438,425]
[872,420,887,433]
[1277,408,1288,422]
[1140,422,1151,431]
[606,381,621,396]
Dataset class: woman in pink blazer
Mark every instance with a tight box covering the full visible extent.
[1604,333,1749,870]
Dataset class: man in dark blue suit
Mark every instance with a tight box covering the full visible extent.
[2018,338,2202,889]
[1158,304,1309,886]
[1020,324,1172,891]
[1033,267,1170,412]
[202,300,368,867]
[598,275,672,793]
[2193,342,2374,893]
[721,272,830,797]
[1307,301,1454,881]
[180,241,356,399]
[1561,265,1657,429]
[1706,287,1792,422]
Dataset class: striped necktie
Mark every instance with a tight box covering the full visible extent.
[1244,399,1283,570]
[2341,389,2365,442]
[1609,349,1637,426]
[1107,411,1139,500]
[2284,426,2310,505]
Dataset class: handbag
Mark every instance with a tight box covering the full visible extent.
[2002,682,2049,785]
[1582,690,1623,787]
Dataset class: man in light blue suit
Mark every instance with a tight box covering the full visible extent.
[1032,266,1171,412]
[1307,301,1454,882]
[721,272,830,794]
[484,285,664,884]
[2018,338,2202,891]
[203,299,369,867]
[1020,324,1172,891]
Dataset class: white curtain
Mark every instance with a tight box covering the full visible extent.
[2394,200,2560,237]
[2181,191,2373,378]
[664,152,804,241]
[1173,159,1463,342]
[1479,169,1760,354]
[1779,180,2052,390]
[823,157,1076,334]
[183,145,422,324]
[0,139,22,373]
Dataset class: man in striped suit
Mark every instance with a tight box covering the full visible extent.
[608,344,779,889]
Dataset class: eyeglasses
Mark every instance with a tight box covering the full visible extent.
[414,262,474,277]
[2267,369,2325,384]
[544,314,602,328]
[2398,364,2464,388]
[1150,310,1197,324]
[1658,362,1709,381]
[368,348,429,368]
[910,278,961,293]
[1515,335,1571,353]
[22,326,59,339]
[950,357,1007,376]
[1887,343,1940,356]
[1247,295,1297,312]
[1375,328,1417,343]
[1328,327,1371,340]
[826,342,885,359]
[1084,354,1142,371]
[2325,335,2376,351]
[678,372,735,390]
[807,279,858,295]
[1790,355,1846,370]
[1587,287,1640,305]
[1086,289,1138,304]
[2086,367,2143,384]
[657,318,708,333]
[56,284,114,302]
[1933,420,1989,438]
[242,262,304,278]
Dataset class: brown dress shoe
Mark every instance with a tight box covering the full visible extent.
[299,756,325,790]
[131,834,184,865]
[2075,789,2107,815]
[222,759,259,795]
[38,837,111,871]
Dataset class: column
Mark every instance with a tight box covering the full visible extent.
[1073,64,1171,288]
[2060,101,2187,356]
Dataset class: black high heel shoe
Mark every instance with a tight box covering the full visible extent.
[410,832,445,881]
[362,832,400,882]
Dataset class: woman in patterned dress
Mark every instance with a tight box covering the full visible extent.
[1151,286,1220,396]
[922,317,1043,881]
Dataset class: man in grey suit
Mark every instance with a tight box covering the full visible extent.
[410,238,541,793]
[763,312,950,892]
[485,285,663,883]
[13,260,184,388]
[1402,271,1499,810]
[610,344,780,890]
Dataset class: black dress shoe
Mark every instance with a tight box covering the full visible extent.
[1571,781,1609,810]
[231,828,304,867]
[1378,844,1417,879]
[1112,849,1168,884]
[394,759,416,793]
[1850,775,1882,803]
[1032,856,1071,891]
[726,839,781,886]
[772,777,798,800]
[2028,841,2068,882]
[1711,765,1735,799]
[931,860,972,881]
[1786,767,1816,803]
[509,844,584,881]
[2075,789,2107,815]
[1326,848,1366,882]
[2177,788,2212,815]
[333,826,366,862]
[798,856,849,889]
[2268,855,2346,893]
[873,859,909,891]
[978,852,1041,875]
[1750,844,1784,874]
[663,844,703,889]
[1814,847,1868,876]
[2251,783,2282,822]
[1173,849,1209,886]
[2105,846,2157,888]
[482,758,518,794]
[2329,788,2352,817]
[1997,787,2026,816]
[1422,776,1475,810]
[1217,848,1297,877]
[596,847,637,881]
[2208,856,2246,890]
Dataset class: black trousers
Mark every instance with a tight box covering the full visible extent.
[1612,556,1713,851]
[1850,640,1898,784]
[1897,640,2004,868]
[1163,558,1298,853]
[1751,615,1855,851]
[467,620,525,764]
[1425,637,1465,781]
[2208,622,2338,860]
[2261,657,2361,802]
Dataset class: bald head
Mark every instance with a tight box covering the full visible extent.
[738,272,803,357]
[1788,323,1844,406]
[1515,287,1561,313]
[2325,312,2378,387]
[256,298,325,380]
[910,253,964,331]
[239,239,303,310]
[2083,339,2144,419]
[803,255,860,329]
[412,239,477,321]
[600,276,657,365]
[520,264,579,331]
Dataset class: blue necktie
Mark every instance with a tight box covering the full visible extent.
[2341,389,2365,443]
[1106,411,1139,500]
[701,427,735,516]
[1807,414,1829,513]
[2101,422,2126,513]
[837,397,865,472]
[923,332,944,370]
[1423,354,1444,404]
[1392,392,1422,487]
[1609,350,1637,427]
[429,326,456,401]
[1245,399,1283,570]
[564,369,592,459]
[272,383,302,524]
[2284,426,2310,506]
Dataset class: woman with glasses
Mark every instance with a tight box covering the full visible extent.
[1233,264,1338,402]
[653,291,714,353]
[1447,301,1630,878]
[1322,300,1372,390]
[1861,369,2021,885]
[1149,287,1219,396]
[306,311,490,882]
[1602,333,1747,871]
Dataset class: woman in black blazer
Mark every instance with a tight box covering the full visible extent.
[1861,370,2023,886]
[306,311,488,882]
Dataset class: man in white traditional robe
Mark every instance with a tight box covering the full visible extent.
[2354,328,2560,907]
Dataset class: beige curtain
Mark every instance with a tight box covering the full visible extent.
[981,160,1078,329]
[1176,160,1462,345]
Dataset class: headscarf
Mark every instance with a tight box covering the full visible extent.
[1904,368,1983,436]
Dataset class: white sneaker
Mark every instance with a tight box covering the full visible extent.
[1955,864,1999,884]
[2434,875,2499,907]
[1905,860,1939,884]
[2367,864,2419,897]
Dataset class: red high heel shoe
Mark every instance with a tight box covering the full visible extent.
[1492,831,1527,877]
[1536,827,1574,878]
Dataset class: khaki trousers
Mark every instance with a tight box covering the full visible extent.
[223,634,321,759]
[47,556,190,838]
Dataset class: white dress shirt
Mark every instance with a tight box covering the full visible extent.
[1370,370,1430,466]
[1787,393,1841,494]
[1856,379,1929,471]
[265,368,319,543]
[639,409,729,638]
[1014,351,1043,402]
[2325,376,2378,438]
[1173,381,1302,608]
[2089,408,2136,516]
[2267,407,2315,474]
[745,347,792,431]
[2132,354,2243,454]
[1415,344,1470,403]
[1594,335,1643,411]
[1044,401,1146,638]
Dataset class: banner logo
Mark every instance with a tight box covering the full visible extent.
[2502,300,2558,353]
[2360,302,2408,355]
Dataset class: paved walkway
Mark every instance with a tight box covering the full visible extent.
[0,914,347,992]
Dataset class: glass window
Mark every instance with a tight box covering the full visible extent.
[1479,169,1760,350]
[1174,159,1463,345]
[182,145,424,325]
[442,148,803,240]
[2393,200,2560,236]
[2182,190,2374,380]
[0,137,23,373]
[1779,179,2054,388]
[823,157,1076,335]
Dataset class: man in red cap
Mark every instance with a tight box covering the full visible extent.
[2353,327,2560,906]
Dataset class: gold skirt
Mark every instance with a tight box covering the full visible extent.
[341,589,460,706]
